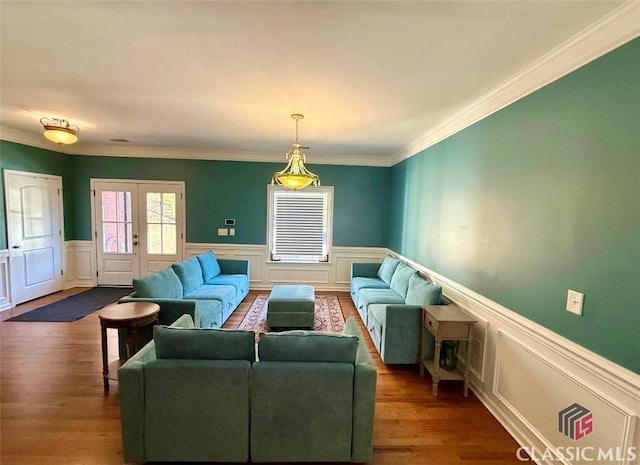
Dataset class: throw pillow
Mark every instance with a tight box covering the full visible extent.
[154,325,256,362]
[376,255,401,285]
[133,266,183,298]
[197,250,221,281]
[405,273,442,306]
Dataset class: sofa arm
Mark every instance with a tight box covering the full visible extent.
[119,342,156,463]
[118,297,200,326]
[343,318,377,462]
[382,304,423,364]
[218,258,250,276]
[351,262,381,279]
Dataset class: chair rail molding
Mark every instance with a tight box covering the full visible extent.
[391,250,640,465]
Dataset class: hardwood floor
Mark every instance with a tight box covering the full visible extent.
[1,289,525,465]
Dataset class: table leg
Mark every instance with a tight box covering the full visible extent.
[432,340,441,396]
[129,327,138,358]
[100,324,109,391]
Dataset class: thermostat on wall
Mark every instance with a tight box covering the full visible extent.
[225,218,236,226]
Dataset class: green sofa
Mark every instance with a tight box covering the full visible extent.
[351,255,443,364]
[119,250,249,328]
[119,315,377,463]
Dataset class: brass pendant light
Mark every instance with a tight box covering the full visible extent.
[271,114,320,190]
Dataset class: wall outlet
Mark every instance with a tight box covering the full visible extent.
[217,228,228,236]
[566,290,584,316]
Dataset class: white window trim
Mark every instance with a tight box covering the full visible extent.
[266,184,334,264]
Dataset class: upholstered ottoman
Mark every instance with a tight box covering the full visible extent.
[266,285,315,329]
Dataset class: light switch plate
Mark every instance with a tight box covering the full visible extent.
[566,290,584,316]
[229,228,235,236]
[217,228,228,236]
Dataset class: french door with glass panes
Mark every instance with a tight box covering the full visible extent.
[92,180,184,286]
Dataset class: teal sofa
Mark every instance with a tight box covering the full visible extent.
[119,250,249,328]
[351,255,443,364]
[119,315,377,463]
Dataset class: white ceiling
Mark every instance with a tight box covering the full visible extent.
[0,1,631,165]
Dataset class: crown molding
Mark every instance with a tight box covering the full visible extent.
[391,1,640,165]
[0,125,390,167]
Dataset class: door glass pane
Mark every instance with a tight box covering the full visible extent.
[102,191,132,253]
[147,223,161,254]
[101,191,116,222]
[147,193,161,223]
[162,193,176,223]
[162,224,177,254]
[146,192,177,255]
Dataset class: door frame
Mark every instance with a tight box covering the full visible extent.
[90,178,186,285]
[4,169,65,306]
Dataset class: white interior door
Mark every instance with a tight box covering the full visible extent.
[4,170,63,304]
[93,180,184,286]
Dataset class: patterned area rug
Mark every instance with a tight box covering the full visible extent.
[238,294,345,337]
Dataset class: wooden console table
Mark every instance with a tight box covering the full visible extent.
[420,305,476,397]
[98,301,160,391]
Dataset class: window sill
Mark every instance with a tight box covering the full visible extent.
[265,260,332,265]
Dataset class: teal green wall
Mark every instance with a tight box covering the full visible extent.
[0,142,390,248]
[389,39,639,372]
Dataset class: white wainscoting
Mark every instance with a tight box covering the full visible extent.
[0,250,11,311]
[184,243,388,291]
[63,241,387,291]
[64,241,96,289]
[396,252,640,465]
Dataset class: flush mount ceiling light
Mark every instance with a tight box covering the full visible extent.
[40,117,79,145]
[271,114,320,190]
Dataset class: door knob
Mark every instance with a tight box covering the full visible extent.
[12,245,21,249]
[133,234,138,239]
[132,241,138,246]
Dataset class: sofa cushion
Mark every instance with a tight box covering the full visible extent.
[405,274,442,306]
[172,256,204,295]
[154,325,255,361]
[351,277,389,297]
[258,331,359,363]
[205,274,249,296]
[368,304,387,327]
[389,262,417,299]
[185,284,236,309]
[357,288,405,312]
[133,266,183,299]
[197,251,221,281]
[376,255,401,285]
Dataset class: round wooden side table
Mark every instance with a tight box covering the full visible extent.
[98,301,160,391]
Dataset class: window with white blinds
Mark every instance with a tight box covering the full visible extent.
[267,185,333,262]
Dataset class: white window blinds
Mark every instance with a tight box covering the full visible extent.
[269,187,332,262]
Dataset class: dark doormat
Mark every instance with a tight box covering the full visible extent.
[6,287,133,322]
